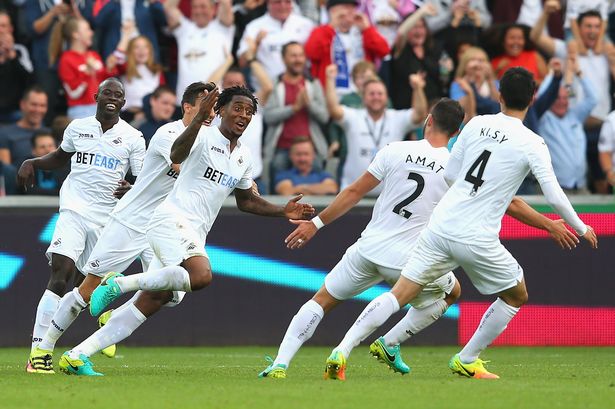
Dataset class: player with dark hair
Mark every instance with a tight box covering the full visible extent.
[32,82,217,372]
[20,78,146,373]
[321,67,597,380]
[59,86,315,376]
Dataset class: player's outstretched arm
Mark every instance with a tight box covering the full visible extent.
[17,147,73,189]
[285,171,380,249]
[234,188,315,218]
[506,196,579,250]
[170,86,219,164]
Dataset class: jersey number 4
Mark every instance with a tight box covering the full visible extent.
[465,150,491,195]
[392,172,424,219]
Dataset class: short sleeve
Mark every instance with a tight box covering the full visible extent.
[129,134,146,176]
[527,138,558,185]
[60,124,76,153]
[367,144,391,181]
[151,129,175,166]
[599,119,615,153]
[236,157,253,190]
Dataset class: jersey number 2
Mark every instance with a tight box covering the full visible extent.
[465,150,491,195]
[392,172,425,219]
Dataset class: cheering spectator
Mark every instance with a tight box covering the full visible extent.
[138,85,177,144]
[422,0,491,36]
[325,64,427,195]
[25,0,92,121]
[93,0,166,61]
[107,22,165,121]
[238,0,314,87]
[0,86,49,168]
[358,0,404,47]
[0,16,33,122]
[274,137,338,195]
[599,111,615,188]
[305,0,389,96]
[491,24,547,83]
[451,46,498,121]
[566,0,609,54]
[389,4,444,109]
[50,17,117,118]
[21,130,68,196]
[164,0,234,105]
[491,0,564,39]
[538,53,597,194]
[263,41,329,187]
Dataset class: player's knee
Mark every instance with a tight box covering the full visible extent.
[190,267,213,291]
[312,287,339,313]
[47,267,72,295]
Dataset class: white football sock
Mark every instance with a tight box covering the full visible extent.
[38,288,87,351]
[273,300,324,368]
[383,299,448,346]
[459,298,519,363]
[336,292,400,358]
[31,290,61,351]
[115,266,192,293]
[70,303,146,358]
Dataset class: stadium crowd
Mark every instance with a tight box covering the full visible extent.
[0,0,615,196]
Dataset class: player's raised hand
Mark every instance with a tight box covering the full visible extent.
[283,194,316,220]
[195,85,219,124]
[582,225,598,249]
[17,159,36,189]
[546,219,579,250]
[113,179,132,199]
[285,219,317,249]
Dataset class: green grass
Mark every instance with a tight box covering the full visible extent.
[2,346,614,409]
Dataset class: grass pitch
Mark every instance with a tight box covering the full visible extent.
[1,346,614,409]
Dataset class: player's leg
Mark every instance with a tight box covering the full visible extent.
[449,241,526,379]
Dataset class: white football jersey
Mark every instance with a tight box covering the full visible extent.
[151,126,253,238]
[111,120,186,233]
[357,140,450,269]
[429,113,558,244]
[59,116,146,225]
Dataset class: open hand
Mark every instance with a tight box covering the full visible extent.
[582,225,598,249]
[113,179,132,199]
[17,159,35,190]
[283,194,315,220]
[285,219,317,249]
[546,219,579,250]
[195,86,219,123]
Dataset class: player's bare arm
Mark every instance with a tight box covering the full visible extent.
[170,86,219,164]
[285,171,380,249]
[234,188,315,218]
[506,196,579,250]
[17,147,74,189]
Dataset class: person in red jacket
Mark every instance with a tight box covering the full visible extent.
[305,0,389,97]
[49,16,117,119]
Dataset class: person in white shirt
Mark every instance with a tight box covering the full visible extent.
[321,68,598,380]
[164,0,235,105]
[325,64,428,196]
[598,110,615,186]
[59,86,315,376]
[31,82,217,368]
[19,78,147,374]
[237,0,315,87]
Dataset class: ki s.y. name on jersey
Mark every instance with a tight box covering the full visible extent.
[480,127,509,144]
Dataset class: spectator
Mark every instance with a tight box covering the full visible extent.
[305,0,389,96]
[422,0,491,36]
[359,0,404,47]
[138,85,177,144]
[532,5,613,192]
[21,130,68,195]
[0,10,33,73]
[25,0,92,121]
[93,0,166,61]
[263,41,329,188]
[0,24,33,122]
[274,137,338,195]
[491,0,564,40]
[565,0,609,53]
[50,16,117,118]
[491,24,547,83]
[164,0,234,105]
[599,110,615,188]
[0,86,49,168]
[389,4,444,109]
[451,46,498,121]
[50,115,72,146]
[238,0,314,87]
[107,23,165,121]
[538,53,597,194]
[325,64,427,195]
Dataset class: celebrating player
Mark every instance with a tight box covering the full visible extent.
[58,86,315,376]
[31,82,218,370]
[20,78,146,374]
[323,67,598,380]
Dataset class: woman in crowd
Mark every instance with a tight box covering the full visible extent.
[491,24,547,83]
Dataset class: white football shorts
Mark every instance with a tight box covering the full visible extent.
[401,229,524,295]
[81,217,154,277]
[325,243,456,309]
[46,210,104,274]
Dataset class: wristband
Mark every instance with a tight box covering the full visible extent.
[312,215,325,230]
